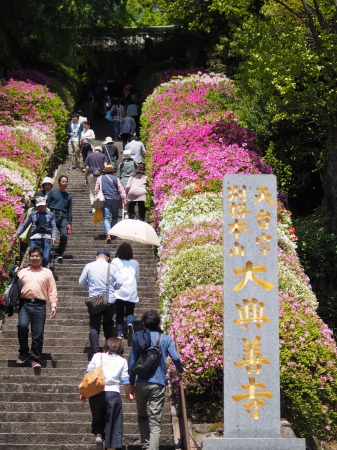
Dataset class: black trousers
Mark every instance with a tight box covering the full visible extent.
[89,391,123,448]
[89,303,115,355]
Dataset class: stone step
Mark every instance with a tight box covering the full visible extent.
[0,436,173,448]
[0,421,172,435]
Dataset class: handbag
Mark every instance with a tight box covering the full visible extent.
[85,264,110,316]
[92,176,105,209]
[78,353,105,397]
[92,169,101,177]
[105,110,113,121]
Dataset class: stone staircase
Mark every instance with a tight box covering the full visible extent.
[0,135,176,449]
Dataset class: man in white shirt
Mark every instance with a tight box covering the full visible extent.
[67,113,82,170]
[79,249,116,357]
[124,136,146,165]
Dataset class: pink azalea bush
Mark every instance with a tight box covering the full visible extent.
[142,72,337,441]
[0,73,71,305]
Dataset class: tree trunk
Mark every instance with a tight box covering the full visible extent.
[322,122,337,233]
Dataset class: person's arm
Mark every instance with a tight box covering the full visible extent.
[84,166,89,186]
[50,213,57,244]
[47,271,58,316]
[125,176,132,195]
[15,214,33,238]
[167,336,184,373]
[135,260,140,282]
[141,143,146,155]
[67,195,73,227]
[117,179,126,203]
[131,118,136,135]
[79,265,89,287]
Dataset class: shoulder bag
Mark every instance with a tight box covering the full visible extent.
[85,264,110,316]
[92,176,105,209]
[78,353,105,397]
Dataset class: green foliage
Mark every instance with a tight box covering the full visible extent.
[160,245,223,306]
[279,292,337,441]
[264,143,294,195]
[294,207,337,332]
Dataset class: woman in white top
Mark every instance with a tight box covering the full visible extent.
[111,243,140,343]
[80,337,132,450]
[80,120,95,166]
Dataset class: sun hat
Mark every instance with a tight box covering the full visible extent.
[94,146,103,152]
[96,249,110,258]
[103,137,114,145]
[104,165,116,173]
[41,177,53,186]
[35,197,47,206]
[123,149,132,156]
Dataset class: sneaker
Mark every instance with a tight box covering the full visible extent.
[106,235,111,243]
[16,355,29,364]
[57,256,63,264]
[31,361,41,368]
[95,434,103,450]
[127,323,134,346]
[117,334,124,340]
[67,166,73,170]
[75,167,81,171]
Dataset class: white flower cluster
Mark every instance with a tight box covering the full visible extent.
[160,192,223,234]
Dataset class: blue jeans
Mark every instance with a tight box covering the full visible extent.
[112,121,120,140]
[17,301,46,362]
[115,299,135,336]
[52,210,68,256]
[89,303,115,355]
[30,238,51,267]
[104,199,120,236]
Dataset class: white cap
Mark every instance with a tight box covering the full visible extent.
[41,176,53,186]
[35,196,47,206]
[94,146,103,152]
[123,149,132,156]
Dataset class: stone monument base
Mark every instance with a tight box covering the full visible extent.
[203,437,306,449]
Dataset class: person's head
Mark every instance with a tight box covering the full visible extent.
[72,113,79,123]
[115,243,133,261]
[35,196,47,212]
[123,149,132,159]
[96,249,110,262]
[136,163,145,173]
[103,136,114,145]
[41,176,53,192]
[94,146,103,153]
[130,135,139,142]
[103,337,124,355]
[141,310,161,331]
[29,247,43,268]
[58,175,68,191]
[83,120,90,128]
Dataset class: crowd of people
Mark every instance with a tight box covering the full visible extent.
[10,89,184,449]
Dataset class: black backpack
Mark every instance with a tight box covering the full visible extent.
[132,330,162,379]
[3,265,23,317]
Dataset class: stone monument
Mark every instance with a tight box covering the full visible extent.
[203,174,305,449]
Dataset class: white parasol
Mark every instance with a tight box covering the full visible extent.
[108,219,160,246]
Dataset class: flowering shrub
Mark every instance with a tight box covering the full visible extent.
[0,78,68,144]
[160,191,222,233]
[142,71,337,441]
[0,71,72,303]
[168,285,224,394]
[279,291,337,440]
[159,219,223,262]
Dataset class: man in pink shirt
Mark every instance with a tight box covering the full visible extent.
[16,246,58,368]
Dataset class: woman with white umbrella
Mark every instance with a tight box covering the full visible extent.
[111,243,140,343]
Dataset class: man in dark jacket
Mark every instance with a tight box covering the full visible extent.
[47,175,73,263]
[128,310,184,450]
[15,197,57,267]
